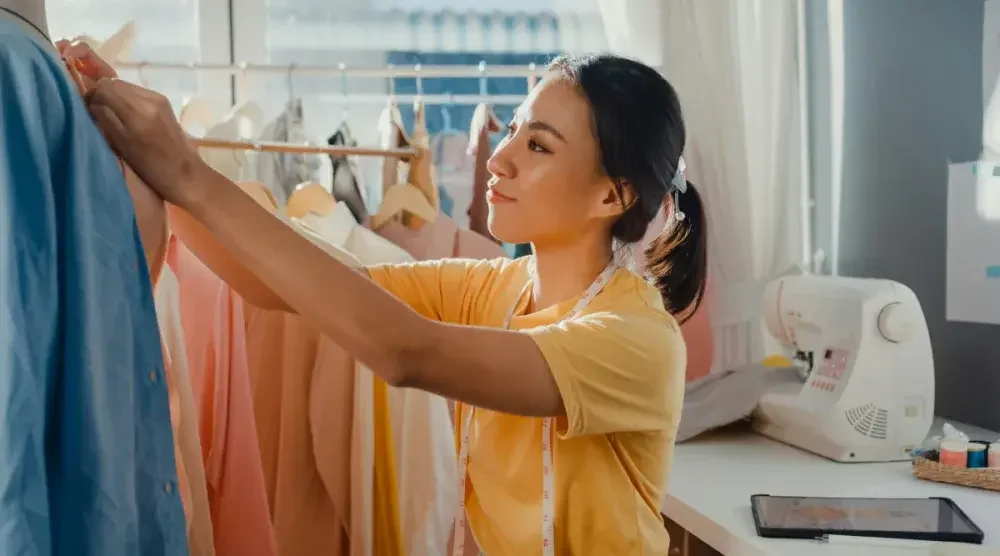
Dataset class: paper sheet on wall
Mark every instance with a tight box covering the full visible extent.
[986,0,1000,108]
[946,161,1000,325]
[985,0,1000,158]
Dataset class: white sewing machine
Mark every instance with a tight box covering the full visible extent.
[753,275,935,462]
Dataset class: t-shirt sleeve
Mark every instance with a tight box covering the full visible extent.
[366,258,501,323]
[525,310,686,438]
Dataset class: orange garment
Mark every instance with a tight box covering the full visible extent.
[265,214,404,556]
[244,306,354,556]
[154,262,216,556]
[167,238,277,556]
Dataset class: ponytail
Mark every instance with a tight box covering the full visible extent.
[644,182,708,324]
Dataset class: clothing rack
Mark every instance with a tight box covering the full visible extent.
[312,93,527,105]
[191,138,415,159]
[117,61,544,79]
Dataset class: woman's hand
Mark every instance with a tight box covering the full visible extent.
[56,38,118,82]
[86,78,208,209]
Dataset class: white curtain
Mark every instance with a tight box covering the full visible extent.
[596,0,665,68]
[599,0,807,371]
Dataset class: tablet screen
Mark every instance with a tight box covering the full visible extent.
[752,496,978,534]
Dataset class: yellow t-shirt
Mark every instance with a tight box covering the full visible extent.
[367,256,686,554]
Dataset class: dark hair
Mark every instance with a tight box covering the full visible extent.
[550,53,707,323]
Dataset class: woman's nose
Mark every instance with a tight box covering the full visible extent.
[486,141,515,180]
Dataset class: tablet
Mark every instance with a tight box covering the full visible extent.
[750,494,985,544]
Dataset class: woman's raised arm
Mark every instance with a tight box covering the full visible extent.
[84,78,565,418]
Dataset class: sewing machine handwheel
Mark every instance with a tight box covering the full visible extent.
[877,302,916,343]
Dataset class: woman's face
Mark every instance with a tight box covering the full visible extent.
[486,74,623,246]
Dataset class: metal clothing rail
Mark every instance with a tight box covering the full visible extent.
[191,138,416,159]
[117,61,545,79]
[311,93,527,105]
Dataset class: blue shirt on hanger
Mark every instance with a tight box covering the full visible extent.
[0,19,187,556]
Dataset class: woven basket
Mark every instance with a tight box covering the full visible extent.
[912,457,1000,492]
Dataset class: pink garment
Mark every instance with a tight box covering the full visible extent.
[376,213,506,261]
[636,208,715,382]
[167,238,278,556]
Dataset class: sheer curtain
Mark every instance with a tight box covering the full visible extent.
[599,0,808,371]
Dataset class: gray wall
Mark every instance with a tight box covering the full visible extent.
[810,0,999,430]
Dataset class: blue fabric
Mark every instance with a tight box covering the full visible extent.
[513,243,533,259]
[0,21,188,556]
[437,184,455,217]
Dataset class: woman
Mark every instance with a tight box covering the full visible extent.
[76,45,707,553]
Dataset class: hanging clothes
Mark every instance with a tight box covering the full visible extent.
[431,128,472,225]
[327,123,369,224]
[634,206,715,382]
[295,203,458,556]
[196,102,264,183]
[378,101,411,202]
[244,303,353,556]
[154,261,216,556]
[292,210,407,556]
[167,237,278,556]
[377,212,505,261]
[256,99,322,206]
[239,211,368,556]
[466,103,502,243]
[377,101,505,261]
[0,17,186,554]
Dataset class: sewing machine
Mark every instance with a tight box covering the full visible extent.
[753,275,935,462]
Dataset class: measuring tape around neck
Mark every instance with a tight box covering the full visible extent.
[451,261,618,556]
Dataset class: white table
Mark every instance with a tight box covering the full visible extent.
[662,419,999,555]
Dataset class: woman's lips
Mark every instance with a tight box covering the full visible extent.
[486,189,516,204]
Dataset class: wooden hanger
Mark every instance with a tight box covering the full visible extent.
[378,100,412,196]
[371,183,438,230]
[237,181,278,212]
[405,100,440,221]
[374,100,440,231]
[285,182,336,219]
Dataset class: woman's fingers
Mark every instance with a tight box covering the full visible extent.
[57,39,118,80]
[87,79,153,132]
[88,102,130,149]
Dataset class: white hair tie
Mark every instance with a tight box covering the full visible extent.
[671,157,687,221]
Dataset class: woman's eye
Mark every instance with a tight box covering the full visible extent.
[506,123,516,136]
[528,139,550,154]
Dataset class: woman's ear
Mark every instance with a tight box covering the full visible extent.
[599,179,636,217]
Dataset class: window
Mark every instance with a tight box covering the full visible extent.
[47,0,204,108]
[245,0,606,207]
[45,0,609,210]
